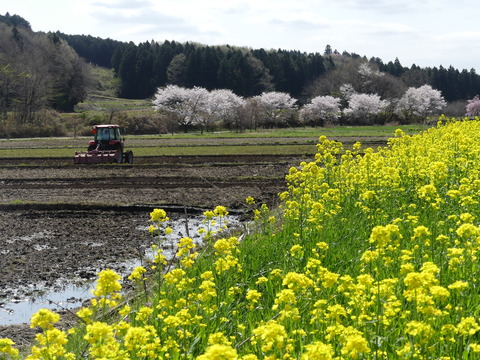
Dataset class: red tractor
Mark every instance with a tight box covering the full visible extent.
[74,125,133,164]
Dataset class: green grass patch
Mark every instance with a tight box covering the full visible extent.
[141,124,425,139]
[0,125,425,158]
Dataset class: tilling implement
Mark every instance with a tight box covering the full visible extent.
[74,124,133,164]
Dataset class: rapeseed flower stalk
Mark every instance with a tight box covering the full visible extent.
[89,268,123,322]
[26,309,74,360]
[128,265,147,282]
[198,205,230,242]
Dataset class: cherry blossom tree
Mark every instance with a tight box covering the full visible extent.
[253,91,297,127]
[299,95,341,126]
[153,85,209,130]
[343,93,389,124]
[466,96,480,117]
[153,85,246,133]
[197,89,245,133]
[395,85,446,123]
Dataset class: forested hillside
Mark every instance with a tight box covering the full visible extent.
[61,34,328,100]
[60,33,480,104]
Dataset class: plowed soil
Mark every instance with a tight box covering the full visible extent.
[0,154,303,345]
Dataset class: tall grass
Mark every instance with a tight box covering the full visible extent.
[5,119,480,359]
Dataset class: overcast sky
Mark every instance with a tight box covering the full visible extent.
[5,0,480,71]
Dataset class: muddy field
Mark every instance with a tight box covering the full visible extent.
[0,154,304,344]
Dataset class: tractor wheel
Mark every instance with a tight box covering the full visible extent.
[117,150,123,164]
[125,151,134,164]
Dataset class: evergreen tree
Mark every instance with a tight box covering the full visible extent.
[116,43,138,98]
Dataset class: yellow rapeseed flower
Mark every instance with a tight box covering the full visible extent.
[135,306,154,322]
[252,321,287,353]
[340,333,370,359]
[448,280,469,291]
[456,317,480,336]
[197,344,238,360]
[405,320,434,344]
[246,289,262,304]
[456,223,480,239]
[0,338,19,357]
[164,268,186,285]
[207,332,232,346]
[128,265,147,282]
[76,307,93,323]
[256,276,268,285]
[301,341,334,360]
[92,268,122,298]
[204,210,215,219]
[289,244,303,257]
[150,208,168,222]
[30,308,60,330]
[282,272,314,291]
[84,321,114,344]
[214,205,229,217]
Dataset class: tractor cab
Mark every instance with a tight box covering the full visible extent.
[96,126,121,141]
[88,125,124,152]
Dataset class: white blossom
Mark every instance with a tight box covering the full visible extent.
[153,85,245,132]
[358,62,384,78]
[206,89,245,121]
[300,95,341,124]
[344,93,389,120]
[253,91,297,125]
[395,85,446,121]
[466,96,480,117]
[153,85,209,127]
[340,83,356,101]
[254,91,297,110]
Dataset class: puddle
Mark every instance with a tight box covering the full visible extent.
[0,214,242,326]
[0,284,92,325]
